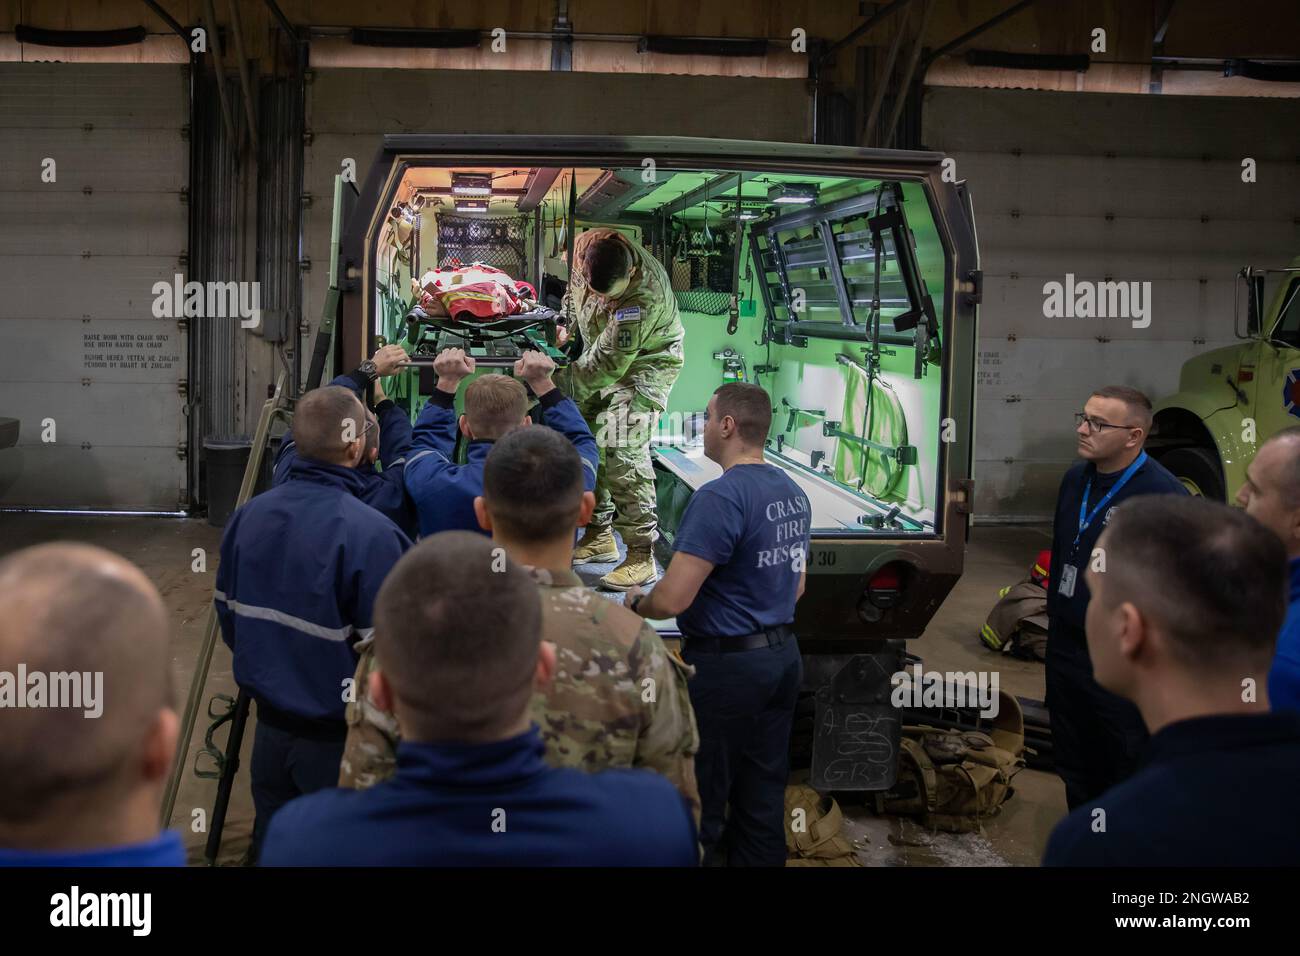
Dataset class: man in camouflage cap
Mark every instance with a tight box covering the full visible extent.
[339,425,700,823]
[558,228,684,590]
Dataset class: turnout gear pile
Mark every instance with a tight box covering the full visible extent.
[979,549,1051,662]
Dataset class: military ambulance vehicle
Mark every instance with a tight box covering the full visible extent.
[324,136,980,790]
[1152,259,1300,501]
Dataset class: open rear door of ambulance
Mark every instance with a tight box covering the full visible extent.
[336,137,980,789]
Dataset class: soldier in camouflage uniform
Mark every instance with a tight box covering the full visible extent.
[559,228,685,590]
[339,426,700,822]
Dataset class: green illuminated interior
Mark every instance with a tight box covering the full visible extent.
[370,165,948,536]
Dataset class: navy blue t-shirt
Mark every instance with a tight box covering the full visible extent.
[672,463,811,639]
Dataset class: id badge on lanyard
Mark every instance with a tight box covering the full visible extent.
[1061,451,1147,599]
[1059,563,1078,598]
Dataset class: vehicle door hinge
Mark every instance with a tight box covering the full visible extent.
[177,441,188,461]
[177,378,188,399]
[954,478,975,514]
[961,269,982,305]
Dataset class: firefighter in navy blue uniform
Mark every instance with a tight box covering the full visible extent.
[1044,497,1300,867]
[273,344,418,539]
[215,385,411,859]
[1046,386,1187,810]
[403,348,598,538]
[261,532,697,867]
[628,382,809,866]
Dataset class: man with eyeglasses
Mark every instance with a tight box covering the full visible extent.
[1046,385,1187,810]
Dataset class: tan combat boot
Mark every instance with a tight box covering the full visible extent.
[572,525,619,565]
[599,549,658,591]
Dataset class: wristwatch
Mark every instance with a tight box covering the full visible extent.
[628,593,645,615]
[356,359,379,383]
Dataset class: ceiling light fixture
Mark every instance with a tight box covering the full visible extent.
[767,182,818,204]
[452,173,493,196]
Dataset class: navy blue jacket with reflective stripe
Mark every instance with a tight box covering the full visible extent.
[215,457,411,723]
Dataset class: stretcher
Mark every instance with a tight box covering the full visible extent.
[399,303,569,371]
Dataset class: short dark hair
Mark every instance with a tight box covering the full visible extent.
[464,374,529,440]
[0,544,172,825]
[373,531,541,743]
[484,428,585,542]
[713,382,773,446]
[294,386,365,464]
[1100,496,1286,673]
[1090,385,1153,431]
[579,233,632,294]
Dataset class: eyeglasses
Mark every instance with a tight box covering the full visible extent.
[1074,412,1136,435]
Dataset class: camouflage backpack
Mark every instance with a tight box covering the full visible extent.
[881,691,1025,833]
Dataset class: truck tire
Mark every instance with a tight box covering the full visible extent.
[1158,446,1225,501]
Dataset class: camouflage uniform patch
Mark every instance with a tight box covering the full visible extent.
[336,566,702,824]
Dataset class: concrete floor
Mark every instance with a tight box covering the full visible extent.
[0,513,1063,866]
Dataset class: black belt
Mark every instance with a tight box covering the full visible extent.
[254,699,349,742]
[682,624,793,654]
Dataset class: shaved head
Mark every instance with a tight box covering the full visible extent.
[0,544,174,830]
[294,386,367,465]
[374,531,542,743]
[1088,497,1285,679]
[1237,427,1300,557]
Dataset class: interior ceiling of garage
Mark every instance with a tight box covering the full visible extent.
[2,1,1297,89]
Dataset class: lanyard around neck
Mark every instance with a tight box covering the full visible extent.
[1072,451,1147,553]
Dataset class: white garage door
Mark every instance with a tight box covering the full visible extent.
[0,64,189,511]
[923,87,1300,519]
